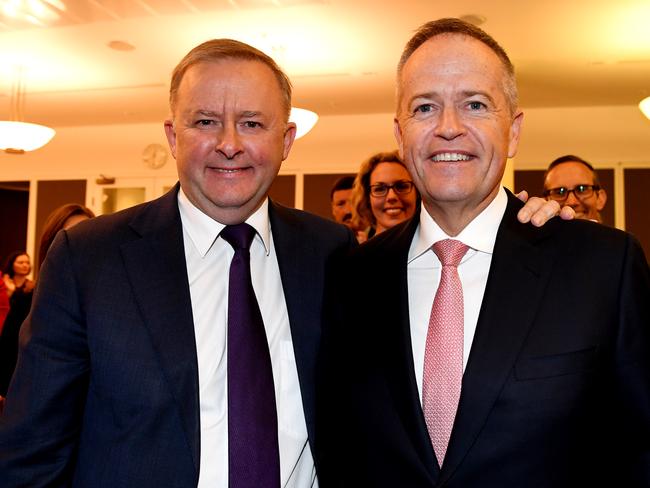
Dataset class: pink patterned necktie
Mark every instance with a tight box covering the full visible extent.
[423,238,469,467]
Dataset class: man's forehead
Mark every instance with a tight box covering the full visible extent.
[547,162,595,184]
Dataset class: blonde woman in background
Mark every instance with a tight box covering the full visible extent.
[351,150,419,242]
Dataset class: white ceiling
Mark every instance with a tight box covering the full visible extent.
[0,0,649,128]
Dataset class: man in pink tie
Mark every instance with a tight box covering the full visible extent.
[317,18,650,487]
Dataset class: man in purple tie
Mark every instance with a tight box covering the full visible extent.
[0,39,357,488]
[317,18,650,488]
[0,36,571,488]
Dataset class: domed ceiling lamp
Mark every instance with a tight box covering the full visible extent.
[639,96,650,121]
[290,107,319,139]
[0,67,55,154]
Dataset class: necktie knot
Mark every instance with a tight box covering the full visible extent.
[432,239,468,267]
[221,223,257,251]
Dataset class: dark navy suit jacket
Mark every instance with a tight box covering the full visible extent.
[318,191,650,487]
[0,185,355,487]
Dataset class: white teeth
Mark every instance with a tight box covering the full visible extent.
[431,153,471,162]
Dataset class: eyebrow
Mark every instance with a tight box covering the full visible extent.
[190,110,263,118]
[193,110,220,117]
[408,90,497,106]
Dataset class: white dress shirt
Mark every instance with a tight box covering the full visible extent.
[407,188,508,401]
[178,190,317,488]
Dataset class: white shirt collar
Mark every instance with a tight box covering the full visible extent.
[408,186,508,262]
[177,189,271,257]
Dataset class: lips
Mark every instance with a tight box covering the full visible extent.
[430,152,473,162]
[207,165,251,175]
[383,207,404,216]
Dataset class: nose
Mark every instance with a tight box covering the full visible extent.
[215,124,243,159]
[385,187,399,200]
[434,106,465,140]
[565,191,580,206]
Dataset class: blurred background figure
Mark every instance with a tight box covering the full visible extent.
[0,271,8,336]
[330,176,355,227]
[0,251,35,399]
[38,203,95,269]
[351,150,419,241]
[543,155,607,223]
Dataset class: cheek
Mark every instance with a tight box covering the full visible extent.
[402,193,417,208]
[370,198,383,213]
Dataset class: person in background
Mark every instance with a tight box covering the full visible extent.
[37,203,95,270]
[330,175,355,227]
[317,18,649,487]
[0,252,35,400]
[543,154,607,223]
[351,150,419,240]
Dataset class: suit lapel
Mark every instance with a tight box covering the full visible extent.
[269,202,322,445]
[440,193,554,482]
[119,185,200,475]
[379,214,440,483]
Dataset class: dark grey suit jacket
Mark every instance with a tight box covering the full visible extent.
[318,190,650,487]
[0,184,355,487]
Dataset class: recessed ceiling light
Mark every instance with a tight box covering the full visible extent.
[459,14,486,26]
[108,40,135,52]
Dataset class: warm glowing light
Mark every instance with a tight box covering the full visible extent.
[640,97,650,121]
[289,107,318,139]
[0,0,61,24]
[0,121,55,152]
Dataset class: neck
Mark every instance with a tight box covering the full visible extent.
[422,188,499,237]
[12,275,26,287]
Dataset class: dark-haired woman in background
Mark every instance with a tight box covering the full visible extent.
[0,251,35,398]
[38,203,95,269]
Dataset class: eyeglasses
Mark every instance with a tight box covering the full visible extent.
[369,180,414,198]
[543,184,600,202]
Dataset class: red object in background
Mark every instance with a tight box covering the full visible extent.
[0,272,9,335]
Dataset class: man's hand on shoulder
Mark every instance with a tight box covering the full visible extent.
[516,190,576,227]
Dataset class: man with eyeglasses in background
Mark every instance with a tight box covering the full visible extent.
[543,155,607,223]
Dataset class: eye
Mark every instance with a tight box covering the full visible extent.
[467,100,486,111]
[413,103,434,114]
[196,119,214,127]
[243,121,262,129]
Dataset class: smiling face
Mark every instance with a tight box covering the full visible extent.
[369,162,417,234]
[394,34,523,234]
[544,161,607,221]
[165,59,296,224]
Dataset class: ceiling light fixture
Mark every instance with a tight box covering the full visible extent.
[639,96,650,120]
[0,67,55,154]
[289,107,318,139]
[0,0,64,26]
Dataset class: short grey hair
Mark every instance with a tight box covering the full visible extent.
[397,18,518,115]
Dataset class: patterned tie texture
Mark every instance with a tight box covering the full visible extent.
[422,238,469,467]
[221,223,280,488]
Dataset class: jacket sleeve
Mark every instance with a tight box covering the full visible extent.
[0,230,89,487]
[614,234,650,484]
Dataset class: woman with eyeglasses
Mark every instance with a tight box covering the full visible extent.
[351,150,419,242]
